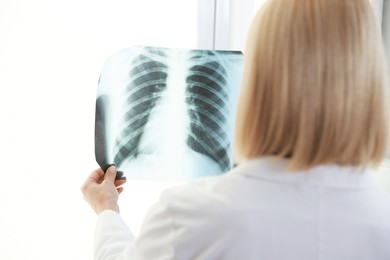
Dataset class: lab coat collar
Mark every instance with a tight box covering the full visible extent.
[233,156,380,189]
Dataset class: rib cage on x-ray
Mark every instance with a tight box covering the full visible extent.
[186,50,231,171]
[113,48,168,166]
[95,46,243,180]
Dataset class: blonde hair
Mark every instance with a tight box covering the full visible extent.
[235,0,389,170]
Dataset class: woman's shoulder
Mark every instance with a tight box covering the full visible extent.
[164,169,242,200]
[160,158,390,218]
[159,167,247,213]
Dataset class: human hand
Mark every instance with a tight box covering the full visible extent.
[81,165,127,214]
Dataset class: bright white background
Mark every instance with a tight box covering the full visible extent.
[0,0,198,259]
[0,0,389,259]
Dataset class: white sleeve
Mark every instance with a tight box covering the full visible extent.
[94,192,176,260]
[94,210,135,260]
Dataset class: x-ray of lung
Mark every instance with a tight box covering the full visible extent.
[95,46,243,181]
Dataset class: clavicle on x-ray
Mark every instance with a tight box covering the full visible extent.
[95,46,244,181]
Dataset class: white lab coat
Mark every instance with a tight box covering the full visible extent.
[94,157,390,260]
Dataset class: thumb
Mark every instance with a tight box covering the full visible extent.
[104,165,117,182]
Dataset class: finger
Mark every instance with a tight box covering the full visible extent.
[104,165,117,183]
[114,179,127,187]
[86,168,105,183]
[117,187,124,194]
[81,169,104,194]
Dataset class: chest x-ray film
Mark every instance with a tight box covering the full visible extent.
[95,46,244,181]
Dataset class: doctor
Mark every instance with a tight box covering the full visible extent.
[81,0,390,259]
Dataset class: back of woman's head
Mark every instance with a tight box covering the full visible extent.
[235,0,389,170]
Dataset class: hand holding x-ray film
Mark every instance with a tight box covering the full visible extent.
[95,46,243,181]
